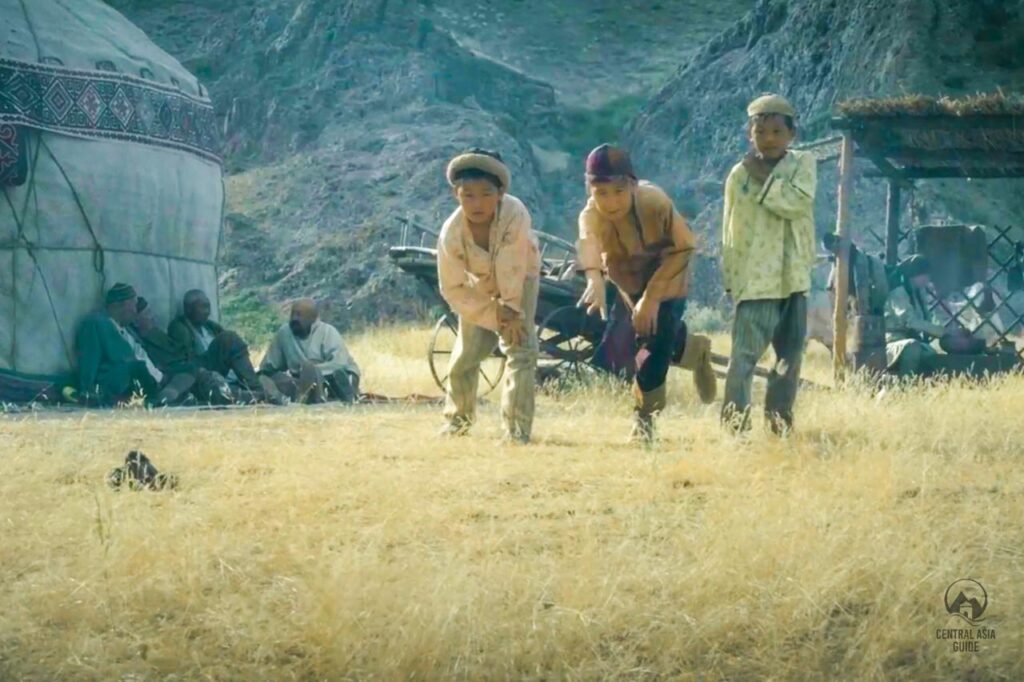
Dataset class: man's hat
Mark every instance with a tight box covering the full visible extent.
[446,148,511,190]
[747,94,797,119]
[898,254,931,279]
[105,282,137,305]
[585,144,636,182]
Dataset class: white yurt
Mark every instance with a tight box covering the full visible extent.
[0,0,223,397]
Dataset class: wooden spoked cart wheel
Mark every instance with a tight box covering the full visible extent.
[428,311,506,396]
[537,305,598,378]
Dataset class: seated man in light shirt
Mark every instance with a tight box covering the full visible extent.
[258,298,361,404]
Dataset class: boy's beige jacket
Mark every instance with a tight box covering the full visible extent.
[437,194,541,332]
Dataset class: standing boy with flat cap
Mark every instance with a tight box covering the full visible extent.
[721,94,817,435]
[576,144,716,444]
[437,148,541,443]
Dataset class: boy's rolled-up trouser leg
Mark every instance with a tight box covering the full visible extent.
[722,298,781,432]
[497,276,540,441]
[635,298,687,418]
[444,318,499,428]
[764,293,807,433]
[675,332,717,404]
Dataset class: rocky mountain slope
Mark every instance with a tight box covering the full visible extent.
[627,0,1024,301]
[105,0,1024,329]
[105,0,753,333]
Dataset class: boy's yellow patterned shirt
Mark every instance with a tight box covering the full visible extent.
[721,149,817,303]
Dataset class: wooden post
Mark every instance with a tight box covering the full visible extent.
[833,134,855,383]
[885,181,902,267]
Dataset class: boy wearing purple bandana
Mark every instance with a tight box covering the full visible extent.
[576,144,714,443]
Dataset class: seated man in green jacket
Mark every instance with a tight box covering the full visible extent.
[75,283,193,406]
[167,289,279,400]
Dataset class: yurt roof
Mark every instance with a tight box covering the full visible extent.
[1,0,223,381]
[1,0,205,98]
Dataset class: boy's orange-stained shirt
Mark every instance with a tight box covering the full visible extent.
[721,150,817,303]
[437,194,541,332]
[576,181,697,300]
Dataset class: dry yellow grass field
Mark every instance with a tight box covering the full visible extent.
[1,327,1021,680]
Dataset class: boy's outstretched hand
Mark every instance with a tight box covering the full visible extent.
[577,271,608,320]
[742,152,772,184]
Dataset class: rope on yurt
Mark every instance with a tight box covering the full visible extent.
[214,173,227,315]
[3,132,44,366]
[9,0,51,369]
[3,188,74,369]
[17,0,43,62]
[39,137,108,293]
[6,244,214,266]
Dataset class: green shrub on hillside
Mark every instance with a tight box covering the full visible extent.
[220,290,282,349]
[686,303,730,334]
[562,95,647,155]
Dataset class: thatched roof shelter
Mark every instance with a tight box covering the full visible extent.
[826,93,1024,381]
[831,93,1024,179]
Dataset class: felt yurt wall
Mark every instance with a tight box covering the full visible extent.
[0,0,223,377]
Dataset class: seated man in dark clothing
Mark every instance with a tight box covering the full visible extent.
[132,297,234,405]
[75,283,194,406]
[884,255,984,377]
[166,289,284,403]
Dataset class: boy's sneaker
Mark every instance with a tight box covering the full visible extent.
[629,414,655,445]
[766,412,794,437]
[500,430,530,445]
[439,418,471,437]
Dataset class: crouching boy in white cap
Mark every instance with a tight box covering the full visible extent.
[721,94,817,435]
[437,148,541,443]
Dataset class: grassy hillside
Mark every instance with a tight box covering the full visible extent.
[1,327,1020,679]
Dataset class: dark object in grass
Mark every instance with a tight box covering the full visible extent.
[108,451,178,491]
